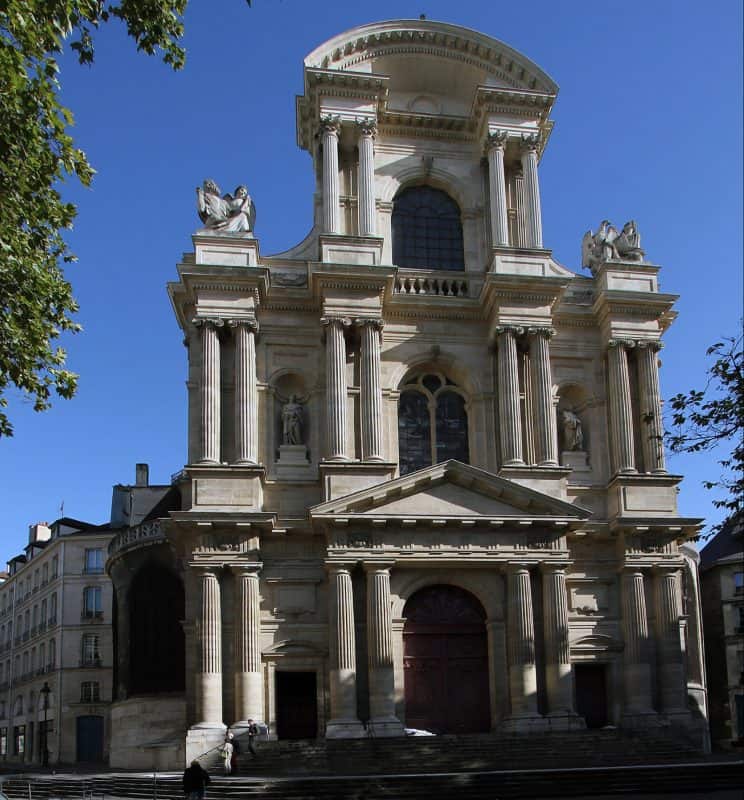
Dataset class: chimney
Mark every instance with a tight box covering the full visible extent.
[28,523,51,544]
[135,463,149,487]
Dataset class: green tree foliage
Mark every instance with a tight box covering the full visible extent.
[667,332,744,534]
[0,1,249,436]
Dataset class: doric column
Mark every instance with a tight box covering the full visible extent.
[320,115,341,234]
[326,563,364,737]
[486,130,510,246]
[520,134,543,248]
[654,568,687,713]
[496,326,524,466]
[529,327,558,466]
[506,566,539,717]
[365,563,404,736]
[607,339,636,473]
[321,317,351,460]
[357,119,377,237]
[193,318,223,464]
[229,319,259,465]
[542,565,576,715]
[232,565,263,726]
[194,568,224,727]
[620,569,654,714]
[357,318,384,462]
[636,340,666,473]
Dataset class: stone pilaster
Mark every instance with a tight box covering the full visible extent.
[326,564,364,737]
[506,566,540,720]
[320,116,341,234]
[194,568,224,728]
[636,340,666,473]
[357,318,384,462]
[357,119,377,237]
[229,319,259,465]
[607,339,636,473]
[529,327,558,466]
[193,318,223,464]
[653,568,687,714]
[486,130,509,246]
[364,563,404,736]
[621,569,655,717]
[321,317,351,460]
[520,134,543,248]
[542,565,577,718]
[496,326,524,466]
[232,565,263,727]
[513,170,527,248]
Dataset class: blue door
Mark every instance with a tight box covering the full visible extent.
[76,715,104,762]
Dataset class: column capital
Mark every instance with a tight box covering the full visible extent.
[226,318,259,334]
[486,129,509,152]
[319,114,341,135]
[189,563,219,577]
[325,561,356,575]
[620,565,647,576]
[526,325,555,339]
[355,117,377,138]
[636,339,664,352]
[607,337,636,351]
[320,315,352,329]
[520,133,541,154]
[495,324,525,338]
[540,562,570,575]
[191,316,224,330]
[354,317,384,332]
[229,562,262,576]
[506,562,533,574]
[362,560,395,574]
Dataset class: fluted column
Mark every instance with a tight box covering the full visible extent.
[321,317,351,460]
[607,339,636,473]
[520,134,543,248]
[357,119,377,237]
[326,564,364,737]
[229,319,259,465]
[636,340,666,473]
[542,565,576,715]
[621,569,654,715]
[506,566,539,717]
[193,318,223,464]
[654,568,687,713]
[321,116,341,234]
[195,568,224,728]
[529,327,558,466]
[486,130,509,246]
[232,565,263,726]
[496,326,524,466]
[357,318,384,461]
[365,563,404,736]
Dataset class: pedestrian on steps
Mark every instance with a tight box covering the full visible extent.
[221,734,234,775]
[227,731,239,775]
[182,759,210,800]
[247,718,259,758]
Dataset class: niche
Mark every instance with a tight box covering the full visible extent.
[273,372,311,478]
[556,383,591,472]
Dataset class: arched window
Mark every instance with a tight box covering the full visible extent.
[398,372,469,475]
[392,186,464,270]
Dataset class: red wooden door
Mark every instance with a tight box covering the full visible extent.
[403,585,490,733]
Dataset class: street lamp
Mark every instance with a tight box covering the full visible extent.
[40,681,50,767]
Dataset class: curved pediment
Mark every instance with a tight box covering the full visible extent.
[304,20,558,96]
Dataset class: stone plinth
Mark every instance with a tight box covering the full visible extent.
[561,450,590,472]
[276,444,312,480]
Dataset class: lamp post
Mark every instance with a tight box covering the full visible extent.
[40,681,50,767]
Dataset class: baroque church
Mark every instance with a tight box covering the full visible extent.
[106,20,709,768]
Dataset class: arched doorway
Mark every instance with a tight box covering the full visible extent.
[403,585,490,733]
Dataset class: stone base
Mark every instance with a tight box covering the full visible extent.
[543,712,586,732]
[500,714,551,733]
[325,718,367,739]
[276,444,312,480]
[561,450,590,471]
[367,716,405,738]
[185,724,227,765]
[109,696,186,770]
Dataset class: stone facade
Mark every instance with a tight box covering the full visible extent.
[106,20,708,768]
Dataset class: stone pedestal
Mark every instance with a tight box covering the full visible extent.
[276,444,311,480]
[561,450,590,472]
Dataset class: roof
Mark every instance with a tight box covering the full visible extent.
[700,512,744,570]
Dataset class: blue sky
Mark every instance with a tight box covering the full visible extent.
[1,0,741,559]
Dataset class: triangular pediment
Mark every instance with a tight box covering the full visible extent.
[311,461,590,523]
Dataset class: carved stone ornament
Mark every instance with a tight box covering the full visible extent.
[196,178,256,234]
[356,118,378,138]
[486,129,509,151]
[582,219,645,274]
[520,133,540,153]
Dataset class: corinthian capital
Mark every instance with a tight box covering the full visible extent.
[520,133,540,154]
[486,129,509,152]
[319,115,341,136]
[356,118,378,138]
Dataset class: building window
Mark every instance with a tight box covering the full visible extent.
[81,634,100,667]
[398,372,470,475]
[392,186,464,270]
[735,572,744,595]
[48,638,56,669]
[51,556,58,579]
[83,586,103,619]
[84,549,104,575]
[42,564,48,585]
[13,725,25,756]
[0,727,6,755]
[737,606,744,634]
[13,695,22,716]
[49,593,57,624]
[80,681,100,703]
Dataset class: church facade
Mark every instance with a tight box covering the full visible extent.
[106,20,708,768]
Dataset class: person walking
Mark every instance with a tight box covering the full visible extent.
[227,731,239,776]
[247,719,259,758]
[182,760,210,800]
[221,735,234,775]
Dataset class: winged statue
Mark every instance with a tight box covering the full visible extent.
[196,179,256,233]
[582,219,645,273]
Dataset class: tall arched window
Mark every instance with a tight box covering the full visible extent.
[392,186,464,270]
[398,372,469,475]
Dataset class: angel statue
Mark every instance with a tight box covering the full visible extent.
[196,179,256,233]
[280,394,307,446]
[582,219,645,274]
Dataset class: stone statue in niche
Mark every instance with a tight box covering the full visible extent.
[281,394,305,445]
[196,179,256,233]
[582,219,645,273]
[560,408,584,451]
